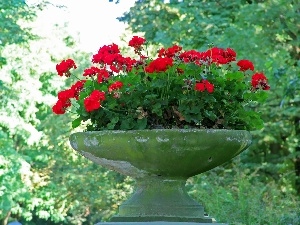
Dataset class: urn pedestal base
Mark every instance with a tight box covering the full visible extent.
[109,178,212,223]
[69,129,251,225]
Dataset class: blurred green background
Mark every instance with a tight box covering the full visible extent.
[0,0,299,224]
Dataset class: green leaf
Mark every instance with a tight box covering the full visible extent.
[107,117,119,129]
[72,117,82,128]
[152,103,162,116]
[204,110,217,121]
[135,118,147,130]
[120,118,134,130]
[190,105,202,114]
[79,91,89,101]
[225,72,244,80]
[255,90,269,103]
[243,91,254,100]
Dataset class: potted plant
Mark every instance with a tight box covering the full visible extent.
[52,36,269,223]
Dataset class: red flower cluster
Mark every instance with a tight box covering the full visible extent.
[84,90,106,112]
[179,50,203,64]
[52,98,70,115]
[52,80,85,114]
[237,59,254,71]
[97,69,110,83]
[56,59,77,77]
[129,36,146,55]
[53,38,141,114]
[221,48,236,62]
[83,66,102,77]
[195,80,214,93]
[178,47,236,66]
[204,47,236,65]
[108,81,123,93]
[251,73,270,90]
[92,43,136,73]
[158,45,182,58]
[145,57,173,73]
[92,44,120,65]
[83,67,110,83]
[71,80,86,99]
[129,36,146,48]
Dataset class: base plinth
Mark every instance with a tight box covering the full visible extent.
[95,222,228,225]
[111,216,213,223]
[95,221,228,225]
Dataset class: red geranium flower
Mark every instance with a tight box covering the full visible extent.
[56,59,77,77]
[203,80,214,93]
[84,90,106,112]
[92,44,120,64]
[108,81,123,92]
[129,36,146,48]
[223,48,236,62]
[119,56,137,72]
[179,50,203,64]
[52,99,70,114]
[251,73,270,90]
[83,67,101,77]
[97,69,110,83]
[237,59,254,71]
[52,80,86,114]
[57,89,75,101]
[129,36,146,55]
[70,80,86,100]
[205,47,234,65]
[145,57,173,73]
[195,80,214,93]
[158,45,182,58]
[195,82,205,92]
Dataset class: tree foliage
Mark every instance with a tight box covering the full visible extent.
[0,2,132,224]
[0,0,37,45]
[190,160,300,224]
[0,0,38,67]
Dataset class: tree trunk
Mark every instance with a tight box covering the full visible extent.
[294,117,300,194]
[1,210,11,225]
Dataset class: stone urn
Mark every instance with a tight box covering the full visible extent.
[69,129,251,224]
